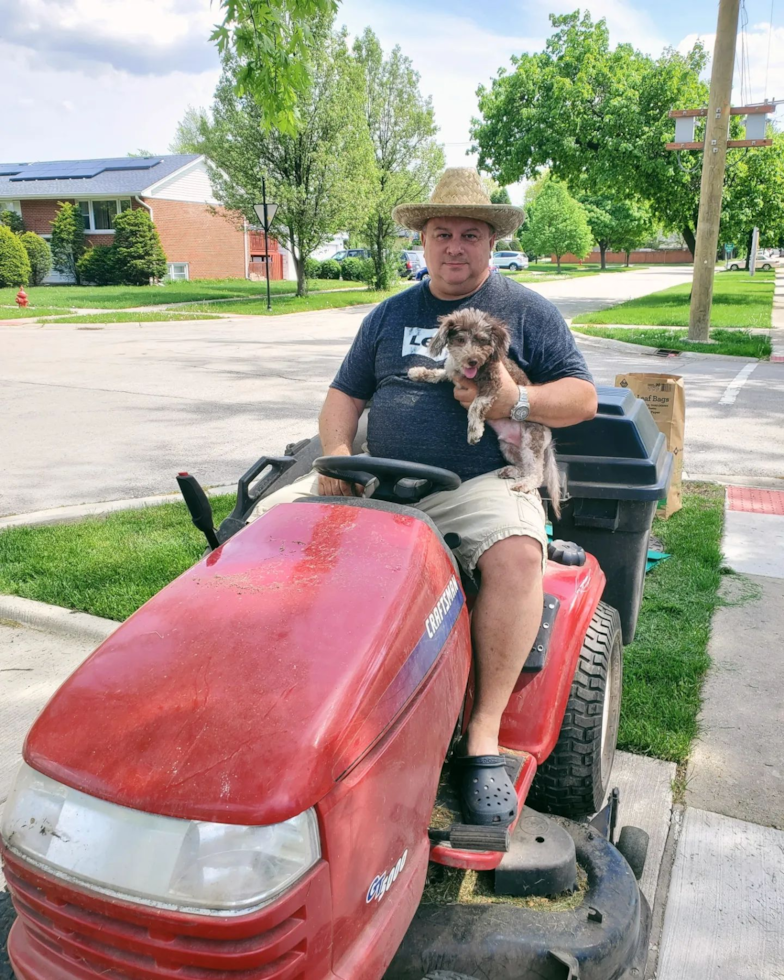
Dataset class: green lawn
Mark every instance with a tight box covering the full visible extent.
[41,311,223,324]
[178,285,406,316]
[505,263,635,284]
[573,270,775,329]
[619,484,725,762]
[0,278,355,311]
[0,485,724,765]
[573,326,771,359]
[0,306,70,319]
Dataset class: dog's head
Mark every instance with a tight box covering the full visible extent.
[428,308,510,379]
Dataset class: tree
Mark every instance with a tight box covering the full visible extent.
[0,209,25,233]
[519,178,592,271]
[50,202,86,283]
[0,226,31,287]
[470,12,710,254]
[169,107,209,154]
[490,186,511,205]
[720,131,784,269]
[112,208,167,284]
[580,196,654,268]
[351,28,444,289]
[19,232,52,285]
[212,0,340,135]
[197,18,373,296]
[127,149,156,157]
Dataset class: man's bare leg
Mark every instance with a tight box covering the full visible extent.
[466,535,544,757]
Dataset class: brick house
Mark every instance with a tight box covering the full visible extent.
[0,154,282,283]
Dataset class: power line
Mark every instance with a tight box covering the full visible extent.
[765,0,775,99]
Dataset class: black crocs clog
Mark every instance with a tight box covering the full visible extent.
[453,753,518,827]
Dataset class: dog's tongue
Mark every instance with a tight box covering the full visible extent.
[463,366,478,379]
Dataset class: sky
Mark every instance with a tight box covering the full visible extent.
[2,0,783,206]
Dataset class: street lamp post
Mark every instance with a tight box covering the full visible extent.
[253,177,279,312]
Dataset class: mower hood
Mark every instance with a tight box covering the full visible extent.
[24,501,463,826]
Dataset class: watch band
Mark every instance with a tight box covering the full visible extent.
[511,385,530,422]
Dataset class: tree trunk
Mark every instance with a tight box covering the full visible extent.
[625,250,631,267]
[293,251,306,297]
[556,254,562,272]
[682,226,696,258]
[599,242,607,271]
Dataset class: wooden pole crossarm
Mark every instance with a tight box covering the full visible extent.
[669,103,775,118]
[666,138,774,150]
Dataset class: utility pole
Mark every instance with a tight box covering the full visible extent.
[689,0,741,341]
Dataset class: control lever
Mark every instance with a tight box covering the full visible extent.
[176,472,220,550]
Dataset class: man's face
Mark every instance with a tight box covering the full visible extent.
[421,217,495,298]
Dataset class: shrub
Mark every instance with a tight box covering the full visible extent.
[50,202,86,283]
[356,258,376,286]
[19,232,52,285]
[0,225,31,287]
[0,209,25,233]
[304,257,321,279]
[77,245,117,286]
[340,256,362,281]
[112,208,167,285]
[319,258,341,280]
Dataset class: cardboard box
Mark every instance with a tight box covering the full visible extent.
[615,373,685,518]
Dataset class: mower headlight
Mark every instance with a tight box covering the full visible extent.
[1,763,320,914]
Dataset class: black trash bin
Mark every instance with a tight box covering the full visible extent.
[548,386,673,644]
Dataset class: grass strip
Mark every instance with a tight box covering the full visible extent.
[573,270,774,329]
[0,278,357,310]
[619,483,724,762]
[0,307,69,319]
[573,326,771,359]
[0,486,725,764]
[41,311,222,324]
[177,285,406,316]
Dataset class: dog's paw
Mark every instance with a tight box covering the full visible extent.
[408,367,428,381]
[497,466,520,480]
[467,423,485,445]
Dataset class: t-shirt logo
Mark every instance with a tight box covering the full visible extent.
[402,326,446,362]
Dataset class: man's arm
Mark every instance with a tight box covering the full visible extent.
[317,387,367,495]
[453,369,597,427]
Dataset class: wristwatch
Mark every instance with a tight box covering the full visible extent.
[511,385,530,422]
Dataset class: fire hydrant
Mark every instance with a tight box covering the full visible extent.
[15,287,29,308]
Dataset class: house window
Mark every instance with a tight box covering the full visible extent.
[167,263,189,281]
[78,199,133,232]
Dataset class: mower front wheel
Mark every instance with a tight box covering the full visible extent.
[528,601,623,819]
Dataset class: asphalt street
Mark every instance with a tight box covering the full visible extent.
[2,265,782,517]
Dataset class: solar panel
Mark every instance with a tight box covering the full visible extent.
[0,164,27,176]
[9,157,162,182]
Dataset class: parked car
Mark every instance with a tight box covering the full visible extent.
[399,249,425,278]
[729,254,781,271]
[330,248,371,262]
[491,250,529,271]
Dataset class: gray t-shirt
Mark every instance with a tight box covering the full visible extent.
[331,273,593,481]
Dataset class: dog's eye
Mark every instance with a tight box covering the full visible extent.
[452,336,466,345]
[475,335,489,343]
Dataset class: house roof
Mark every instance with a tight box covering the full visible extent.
[0,155,200,200]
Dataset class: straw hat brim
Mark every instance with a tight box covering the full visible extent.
[392,202,525,238]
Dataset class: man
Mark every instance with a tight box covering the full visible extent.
[253,169,596,826]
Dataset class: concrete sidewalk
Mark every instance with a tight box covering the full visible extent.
[657,486,784,979]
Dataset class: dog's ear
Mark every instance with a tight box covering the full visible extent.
[486,315,511,356]
[428,316,453,357]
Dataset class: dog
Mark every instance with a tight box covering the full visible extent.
[408,308,561,517]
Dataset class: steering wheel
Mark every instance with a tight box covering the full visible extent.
[314,456,461,505]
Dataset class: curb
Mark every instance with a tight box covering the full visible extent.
[0,485,235,531]
[0,595,117,644]
[571,328,774,362]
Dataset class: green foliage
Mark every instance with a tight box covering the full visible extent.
[77,245,117,286]
[304,257,322,278]
[18,232,52,285]
[580,196,654,267]
[356,256,377,285]
[169,106,210,154]
[318,258,341,279]
[519,178,592,270]
[50,202,86,282]
[127,149,156,157]
[112,208,168,285]
[721,131,784,268]
[339,256,361,281]
[351,28,445,290]
[0,225,31,287]
[490,186,511,204]
[0,209,25,233]
[212,0,340,135]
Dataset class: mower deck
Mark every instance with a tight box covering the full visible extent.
[428,750,537,870]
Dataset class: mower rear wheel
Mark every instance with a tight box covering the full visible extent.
[528,601,623,818]
[423,973,477,980]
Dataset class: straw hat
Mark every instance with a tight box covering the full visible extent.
[392,168,524,238]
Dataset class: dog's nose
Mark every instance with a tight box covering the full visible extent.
[468,359,478,367]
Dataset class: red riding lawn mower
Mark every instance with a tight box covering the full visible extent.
[1,386,671,980]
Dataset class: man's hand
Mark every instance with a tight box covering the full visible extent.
[317,446,363,497]
[453,362,519,420]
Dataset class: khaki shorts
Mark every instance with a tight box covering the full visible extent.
[247,468,547,577]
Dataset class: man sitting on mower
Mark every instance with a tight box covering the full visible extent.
[250,168,597,827]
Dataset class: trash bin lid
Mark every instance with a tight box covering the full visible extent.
[554,387,673,501]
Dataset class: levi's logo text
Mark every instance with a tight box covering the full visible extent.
[402,326,446,362]
[366,850,408,903]
[425,576,459,639]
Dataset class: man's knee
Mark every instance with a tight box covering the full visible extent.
[476,534,544,585]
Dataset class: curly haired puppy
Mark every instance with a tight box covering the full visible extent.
[408,308,561,516]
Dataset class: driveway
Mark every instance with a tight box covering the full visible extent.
[2,266,781,517]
